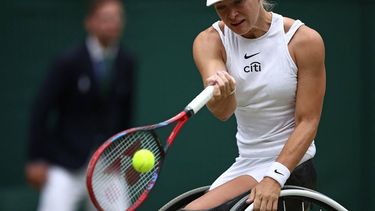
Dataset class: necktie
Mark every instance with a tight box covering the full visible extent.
[95,57,112,96]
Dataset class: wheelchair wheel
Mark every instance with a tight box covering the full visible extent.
[159,186,210,211]
[230,186,348,211]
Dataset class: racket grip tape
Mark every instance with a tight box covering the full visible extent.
[185,86,214,115]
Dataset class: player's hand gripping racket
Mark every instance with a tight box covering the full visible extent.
[86,86,214,211]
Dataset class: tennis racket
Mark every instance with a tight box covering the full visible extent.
[86,85,214,211]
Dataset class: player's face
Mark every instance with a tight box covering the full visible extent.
[87,1,124,46]
[214,0,261,36]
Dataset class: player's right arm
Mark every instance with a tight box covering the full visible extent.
[193,25,236,121]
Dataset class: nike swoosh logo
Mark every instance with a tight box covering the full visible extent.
[244,52,260,59]
[274,169,284,176]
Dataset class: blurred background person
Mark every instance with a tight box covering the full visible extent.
[24,0,137,210]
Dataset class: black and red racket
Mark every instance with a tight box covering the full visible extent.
[86,86,214,211]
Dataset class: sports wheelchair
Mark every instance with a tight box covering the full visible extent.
[159,185,348,211]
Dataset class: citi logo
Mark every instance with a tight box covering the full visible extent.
[244,62,261,73]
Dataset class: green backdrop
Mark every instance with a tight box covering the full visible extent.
[0,0,374,210]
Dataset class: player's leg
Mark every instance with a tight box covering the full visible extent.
[228,159,317,211]
[183,175,257,210]
[159,186,210,211]
[37,166,83,211]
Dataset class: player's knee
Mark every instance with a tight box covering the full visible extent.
[183,191,250,211]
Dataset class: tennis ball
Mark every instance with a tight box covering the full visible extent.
[132,149,155,173]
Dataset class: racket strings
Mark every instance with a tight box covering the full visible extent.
[93,132,160,209]
[91,130,162,211]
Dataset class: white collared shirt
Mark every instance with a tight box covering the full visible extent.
[86,35,118,63]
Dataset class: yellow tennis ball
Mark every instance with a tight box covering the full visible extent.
[132,149,155,173]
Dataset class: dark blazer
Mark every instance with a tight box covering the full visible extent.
[28,42,136,170]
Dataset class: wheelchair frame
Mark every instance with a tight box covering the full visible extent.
[159,185,348,211]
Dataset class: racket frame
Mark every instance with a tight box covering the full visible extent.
[86,86,214,211]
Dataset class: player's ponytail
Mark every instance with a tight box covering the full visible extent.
[262,0,275,11]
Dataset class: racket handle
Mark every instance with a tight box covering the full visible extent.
[185,85,214,115]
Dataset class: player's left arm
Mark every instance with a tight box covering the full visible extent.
[248,26,326,211]
[277,25,326,170]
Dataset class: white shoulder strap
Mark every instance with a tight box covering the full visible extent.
[285,20,304,43]
[212,21,225,40]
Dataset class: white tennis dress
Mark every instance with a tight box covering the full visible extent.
[210,13,316,190]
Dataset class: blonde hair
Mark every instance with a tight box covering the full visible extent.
[262,0,275,11]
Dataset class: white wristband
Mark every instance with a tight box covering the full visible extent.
[265,162,291,187]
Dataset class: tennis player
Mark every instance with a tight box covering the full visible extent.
[183,0,326,210]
